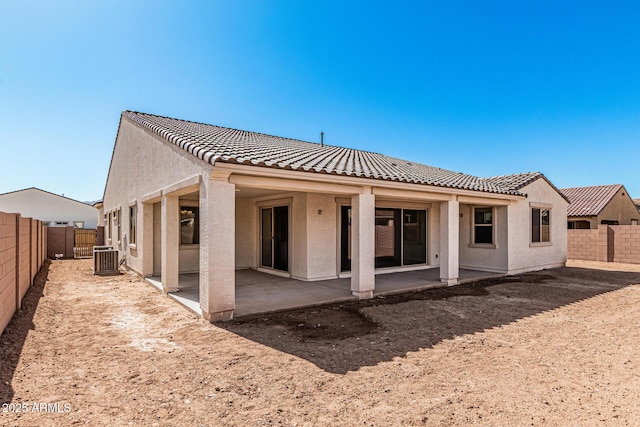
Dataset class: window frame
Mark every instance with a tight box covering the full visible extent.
[107,212,112,242]
[531,205,552,246]
[116,208,122,244]
[339,204,428,272]
[128,203,137,247]
[470,206,495,248]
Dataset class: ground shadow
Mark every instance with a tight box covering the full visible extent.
[222,267,640,374]
[0,260,50,404]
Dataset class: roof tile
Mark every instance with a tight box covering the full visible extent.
[122,111,543,197]
[559,185,622,216]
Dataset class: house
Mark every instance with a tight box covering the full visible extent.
[559,184,640,229]
[634,199,640,213]
[102,111,568,321]
[0,188,99,229]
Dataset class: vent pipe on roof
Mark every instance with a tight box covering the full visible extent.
[320,132,324,147]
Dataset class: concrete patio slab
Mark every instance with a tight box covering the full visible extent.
[145,267,505,318]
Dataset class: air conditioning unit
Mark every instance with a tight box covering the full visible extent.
[93,246,119,275]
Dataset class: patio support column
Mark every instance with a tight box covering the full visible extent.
[199,171,236,322]
[440,197,459,285]
[161,193,180,292]
[141,202,154,276]
[351,186,375,299]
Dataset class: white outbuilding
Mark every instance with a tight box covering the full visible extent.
[0,187,98,229]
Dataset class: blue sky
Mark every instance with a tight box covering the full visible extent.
[1,0,639,201]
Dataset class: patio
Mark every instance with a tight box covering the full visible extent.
[145,268,504,318]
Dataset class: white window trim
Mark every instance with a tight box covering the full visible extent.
[115,208,122,245]
[128,201,137,249]
[106,211,112,243]
[470,206,496,248]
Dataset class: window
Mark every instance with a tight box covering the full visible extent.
[473,207,493,244]
[532,207,550,243]
[129,205,137,245]
[180,207,199,245]
[117,209,122,242]
[568,220,590,229]
[73,221,84,229]
[107,212,112,240]
[632,219,638,226]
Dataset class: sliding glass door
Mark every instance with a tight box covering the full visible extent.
[374,208,402,268]
[261,205,289,272]
[340,206,427,271]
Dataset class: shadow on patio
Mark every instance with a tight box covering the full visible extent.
[220,267,640,374]
[147,268,504,318]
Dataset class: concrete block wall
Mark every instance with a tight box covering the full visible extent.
[568,226,640,264]
[0,212,18,335]
[0,211,46,335]
[611,225,640,264]
[567,229,601,261]
[18,218,31,304]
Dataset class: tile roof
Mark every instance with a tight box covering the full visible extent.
[559,184,622,216]
[480,172,543,191]
[122,111,547,197]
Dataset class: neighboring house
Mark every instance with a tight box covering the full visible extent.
[103,111,568,321]
[0,187,99,229]
[559,184,640,229]
[634,199,640,213]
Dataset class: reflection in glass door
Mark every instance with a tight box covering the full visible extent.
[341,206,427,271]
[374,208,402,268]
[260,206,289,272]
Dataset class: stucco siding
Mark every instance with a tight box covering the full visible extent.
[103,117,213,274]
[305,194,338,280]
[507,179,568,273]
[596,187,640,226]
[290,193,307,280]
[235,198,255,269]
[459,204,508,272]
[428,204,440,266]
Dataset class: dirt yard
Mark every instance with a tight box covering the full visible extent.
[1,259,640,426]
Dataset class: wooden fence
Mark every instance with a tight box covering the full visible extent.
[47,226,104,259]
[0,211,47,335]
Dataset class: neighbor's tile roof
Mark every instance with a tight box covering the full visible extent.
[559,184,622,216]
[122,111,543,197]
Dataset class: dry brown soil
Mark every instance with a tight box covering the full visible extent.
[1,259,640,426]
